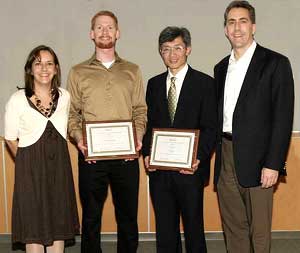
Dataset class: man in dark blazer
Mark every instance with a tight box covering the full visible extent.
[214,1,294,253]
[142,26,217,253]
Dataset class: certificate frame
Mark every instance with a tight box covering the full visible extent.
[82,120,139,161]
[149,128,200,171]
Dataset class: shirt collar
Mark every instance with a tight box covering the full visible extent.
[229,41,257,64]
[167,63,189,82]
[87,52,123,65]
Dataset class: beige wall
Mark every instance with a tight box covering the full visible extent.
[1,134,299,234]
[0,0,299,134]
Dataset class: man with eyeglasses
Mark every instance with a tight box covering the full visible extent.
[142,26,217,253]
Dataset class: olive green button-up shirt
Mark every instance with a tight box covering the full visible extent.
[67,53,147,143]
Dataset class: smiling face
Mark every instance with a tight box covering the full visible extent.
[160,36,191,75]
[225,7,256,54]
[31,50,57,88]
[90,15,120,49]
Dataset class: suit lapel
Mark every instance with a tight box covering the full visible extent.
[235,44,265,108]
[217,58,229,126]
[173,66,193,124]
[158,72,171,122]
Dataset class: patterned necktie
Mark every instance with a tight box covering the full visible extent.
[168,77,177,124]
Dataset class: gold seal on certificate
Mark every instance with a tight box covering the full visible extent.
[82,120,139,161]
[149,128,200,171]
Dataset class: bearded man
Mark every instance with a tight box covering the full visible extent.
[67,10,147,253]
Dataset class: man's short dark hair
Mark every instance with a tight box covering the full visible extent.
[158,26,191,49]
[224,0,256,26]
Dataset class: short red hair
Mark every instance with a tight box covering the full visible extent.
[91,10,118,29]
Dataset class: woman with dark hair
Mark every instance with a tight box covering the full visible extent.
[4,45,79,253]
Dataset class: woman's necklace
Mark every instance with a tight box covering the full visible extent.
[32,91,54,117]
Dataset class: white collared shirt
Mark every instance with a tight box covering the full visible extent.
[166,63,189,101]
[223,41,257,133]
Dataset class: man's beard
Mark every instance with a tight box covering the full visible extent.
[94,37,115,49]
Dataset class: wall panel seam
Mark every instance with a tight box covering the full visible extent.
[147,176,150,232]
[1,140,8,232]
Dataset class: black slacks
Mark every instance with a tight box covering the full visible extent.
[149,170,207,253]
[78,154,139,253]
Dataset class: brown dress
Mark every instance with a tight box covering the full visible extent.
[12,98,79,246]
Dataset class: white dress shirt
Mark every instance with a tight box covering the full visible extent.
[223,41,257,133]
[166,63,189,101]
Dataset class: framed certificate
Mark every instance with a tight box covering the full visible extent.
[149,128,200,171]
[82,120,139,161]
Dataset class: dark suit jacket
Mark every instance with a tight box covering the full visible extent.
[214,44,294,187]
[142,66,217,180]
